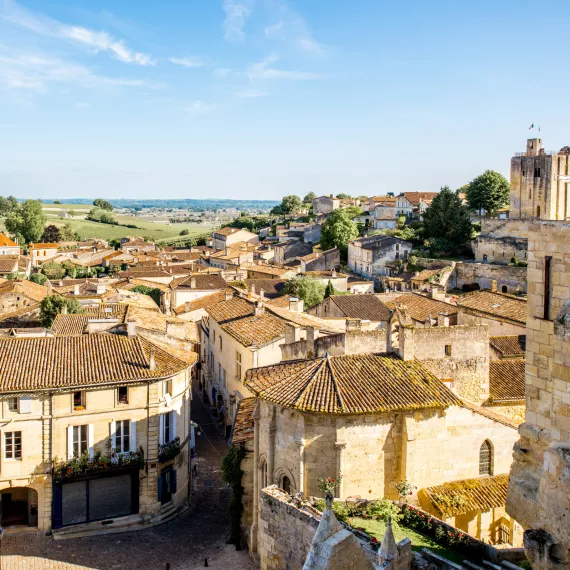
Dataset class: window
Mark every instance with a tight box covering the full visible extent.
[501,285,508,293]
[479,440,493,475]
[235,351,242,379]
[73,391,86,411]
[534,167,541,178]
[8,397,18,412]
[281,476,291,494]
[164,412,171,443]
[498,523,511,545]
[165,379,173,397]
[5,431,22,459]
[219,335,223,351]
[444,345,452,356]
[73,425,88,457]
[117,386,128,405]
[115,420,131,454]
[536,205,541,218]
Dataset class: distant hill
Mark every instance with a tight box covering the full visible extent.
[40,198,279,212]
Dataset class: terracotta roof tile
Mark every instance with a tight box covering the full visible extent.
[0,280,49,304]
[456,290,527,325]
[231,397,256,445]
[244,354,461,414]
[52,304,129,335]
[30,243,59,249]
[222,311,287,347]
[232,279,286,300]
[0,234,18,247]
[401,192,439,206]
[489,335,526,358]
[0,335,190,392]
[328,294,391,322]
[488,359,525,403]
[386,293,457,323]
[0,256,19,272]
[173,290,233,314]
[170,274,227,291]
[205,296,254,324]
[423,474,509,518]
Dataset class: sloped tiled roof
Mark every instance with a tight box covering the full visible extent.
[0,256,19,272]
[0,335,189,392]
[386,293,457,323]
[52,304,129,335]
[488,359,525,403]
[206,296,254,324]
[0,234,18,247]
[0,280,49,303]
[490,335,526,358]
[401,192,439,206]
[233,279,286,300]
[231,398,256,445]
[29,242,59,249]
[456,290,527,325]
[244,354,460,415]
[328,294,391,322]
[410,268,445,282]
[423,474,509,518]
[170,274,227,291]
[222,311,287,347]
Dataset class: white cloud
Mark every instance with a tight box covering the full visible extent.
[222,0,252,42]
[297,37,329,55]
[236,89,267,98]
[7,77,45,91]
[75,101,89,108]
[264,20,284,38]
[2,1,155,65]
[247,55,320,80]
[213,67,231,78]
[169,57,206,68]
[185,100,217,115]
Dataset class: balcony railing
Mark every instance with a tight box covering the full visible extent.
[53,450,144,482]
[159,437,181,463]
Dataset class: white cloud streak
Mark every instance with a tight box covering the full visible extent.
[247,55,320,80]
[222,0,252,42]
[264,20,284,38]
[169,57,206,68]
[297,37,329,55]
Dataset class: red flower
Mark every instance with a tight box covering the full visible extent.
[409,491,413,495]
[327,477,334,483]
[371,537,378,543]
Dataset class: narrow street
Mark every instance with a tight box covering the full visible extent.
[1,383,256,570]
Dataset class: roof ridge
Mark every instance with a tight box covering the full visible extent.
[326,354,345,412]
[292,358,328,409]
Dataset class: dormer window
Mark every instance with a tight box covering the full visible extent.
[117,386,128,405]
[73,391,86,411]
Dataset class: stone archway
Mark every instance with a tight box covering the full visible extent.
[0,487,38,528]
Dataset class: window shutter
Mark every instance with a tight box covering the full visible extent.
[171,469,177,494]
[130,420,137,453]
[110,421,117,452]
[67,426,74,459]
[157,474,163,502]
[170,411,177,442]
[88,424,95,459]
[19,397,32,414]
[159,414,164,445]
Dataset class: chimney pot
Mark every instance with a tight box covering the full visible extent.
[127,318,136,338]
[149,347,156,371]
[254,301,265,316]
[260,288,265,300]
[225,291,233,302]
[491,279,497,292]
[190,277,197,289]
[74,284,80,296]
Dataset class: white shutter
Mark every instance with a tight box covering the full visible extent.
[171,410,177,442]
[130,419,137,453]
[159,414,165,445]
[67,426,74,459]
[88,424,94,459]
[19,397,32,414]
[110,421,116,452]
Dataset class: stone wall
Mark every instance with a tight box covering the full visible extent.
[452,263,527,295]
[507,221,570,570]
[301,248,340,272]
[472,219,530,265]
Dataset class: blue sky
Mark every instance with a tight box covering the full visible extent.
[1,0,569,200]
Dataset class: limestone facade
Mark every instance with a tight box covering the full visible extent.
[472,219,529,265]
[507,220,570,569]
[452,262,527,295]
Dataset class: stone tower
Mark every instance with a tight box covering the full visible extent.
[506,221,570,569]
[510,138,570,220]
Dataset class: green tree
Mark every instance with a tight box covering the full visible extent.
[99,212,117,224]
[41,224,61,243]
[0,196,19,216]
[303,192,317,205]
[29,273,48,285]
[131,284,161,307]
[283,276,326,309]
[324,280,334,299]
[466,170,510,215]
[41,262,66,280]
[422,186,473,250]
[60,223,78,241]
[341,206,363,220]
[93,198,113,211]
[40,296,82,327]
[336,193,351,200]
[5,199,47,243]
[180,229,190,236]
[320,209,359,260]
[53,200,62,204]
[270,195,303,216]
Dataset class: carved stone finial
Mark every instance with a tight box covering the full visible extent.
[325,490,334,510]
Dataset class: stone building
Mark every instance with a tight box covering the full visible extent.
[312,195,340,216]
[29,242,59,267]
[507,221,570,570]
[299,248,340,273]
[0,333,194,532]
[169,273,228,312]
[273,240,313,266]
[211,227,259,251]
[373,197,398,229]
[510,138,570,220]
[472,219,529,265]
[348,235,412,279]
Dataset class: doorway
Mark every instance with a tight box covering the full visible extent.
[159,467,177,505]
[0,487,38,527]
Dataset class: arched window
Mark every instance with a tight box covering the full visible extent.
[260,460,268,489]
[537,205,541,218]
[501,285,508,293]
[479,440,493,475]
[281,476,291,495]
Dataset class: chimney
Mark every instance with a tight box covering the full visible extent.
[260,288,265,300]
[288,296,304,313]
[149,347,156,371]
[491,279,497,293]
[185,301,191,312]
[254,301,265,316]
[127,318,136,338]
[250,284,256,296]
[225,291,234,301]
[190,277,197,289]
[46,280,53,294]
[96,283,106,296]
[74,284,80,296]
[61,304,68,315]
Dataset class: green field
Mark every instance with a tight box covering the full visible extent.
[42,204,218,241]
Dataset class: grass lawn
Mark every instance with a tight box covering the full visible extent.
[349,517,465,565]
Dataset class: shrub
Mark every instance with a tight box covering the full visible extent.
[222,446,246,548]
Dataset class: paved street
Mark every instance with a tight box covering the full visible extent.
[1,383,256,570]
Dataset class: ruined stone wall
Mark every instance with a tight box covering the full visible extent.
[507,220,570,570]
[472,219,530,265]
[457,311,526,337]
[400,324,490,402]
[453,263,528,295]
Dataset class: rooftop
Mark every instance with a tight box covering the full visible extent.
[0,234,18,247]
[422,474,509,518]
[29,242,59,249]
[0,335,190,393]
[327,294,391,322]
[170,274,227,291]
[401,192,439,206]
[456,290,527,325]
[222,311,287,347]
[0,279,49,304]
[386,293,457,323]
[206,295,254,324]
[488,359,525,403]
[489,335,526,358]
[244,353,460,415]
